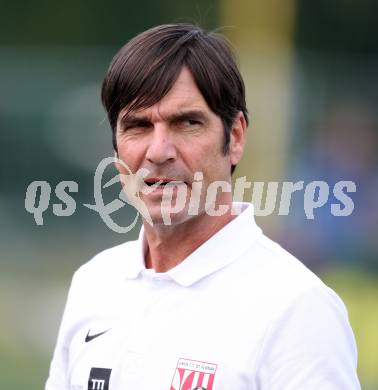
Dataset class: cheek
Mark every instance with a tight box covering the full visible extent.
[188,152,229,183]
[182,136,221,161]
[116,143,143,173]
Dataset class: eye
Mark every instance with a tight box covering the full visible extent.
[124,121,151,131]
[180,118,202,127]
[134,121,150,129]
[187,119,201,125]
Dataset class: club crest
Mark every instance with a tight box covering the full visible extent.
[170,358,217,390]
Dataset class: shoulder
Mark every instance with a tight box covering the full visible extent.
[233,235,359,386]
[229,232,346,317]
[249,236,359,387]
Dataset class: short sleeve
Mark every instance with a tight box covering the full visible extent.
[254,286,361,389]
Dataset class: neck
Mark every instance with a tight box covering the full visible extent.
[143,202,236,272]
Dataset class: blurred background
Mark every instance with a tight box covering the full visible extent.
[0,0,377,388]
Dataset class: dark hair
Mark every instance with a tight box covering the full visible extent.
[101,23,248,174]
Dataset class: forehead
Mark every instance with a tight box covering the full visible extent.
[118,67,212,120]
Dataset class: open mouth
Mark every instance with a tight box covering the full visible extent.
[144,178,186,187]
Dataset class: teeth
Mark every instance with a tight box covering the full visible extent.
[145,180,184,186]
[145,181,166,186]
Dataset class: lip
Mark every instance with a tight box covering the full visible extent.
[144,177,187,186]
[143,178,187,197]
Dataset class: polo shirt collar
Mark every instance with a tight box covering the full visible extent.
[124,202,262,286]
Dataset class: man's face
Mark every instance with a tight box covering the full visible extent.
[115,67,245,226]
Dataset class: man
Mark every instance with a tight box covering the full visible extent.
[46,24,360,389]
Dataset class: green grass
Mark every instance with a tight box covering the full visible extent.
[0,348,49,390]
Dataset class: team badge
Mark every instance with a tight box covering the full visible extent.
[170,358,217,390]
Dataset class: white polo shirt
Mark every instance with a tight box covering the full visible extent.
[46,203,360,390]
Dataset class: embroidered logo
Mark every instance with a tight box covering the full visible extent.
[85,329,110,343]
[170,358,217,390]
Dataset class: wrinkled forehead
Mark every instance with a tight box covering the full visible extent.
[117,67,211,123]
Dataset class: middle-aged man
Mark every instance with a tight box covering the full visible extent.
[46,24,360,389]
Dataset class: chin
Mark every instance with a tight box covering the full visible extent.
[141,191,195,227]
[144,202,197,228]
[152,210,189,227]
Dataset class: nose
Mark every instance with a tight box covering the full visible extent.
[145,125,177,165]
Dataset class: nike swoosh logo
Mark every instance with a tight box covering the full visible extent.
[85,329,110,343]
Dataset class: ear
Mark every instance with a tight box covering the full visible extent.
[229,111,247,166]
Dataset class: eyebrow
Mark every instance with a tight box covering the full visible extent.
[119,109,209,129]
[169,110,208,125]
